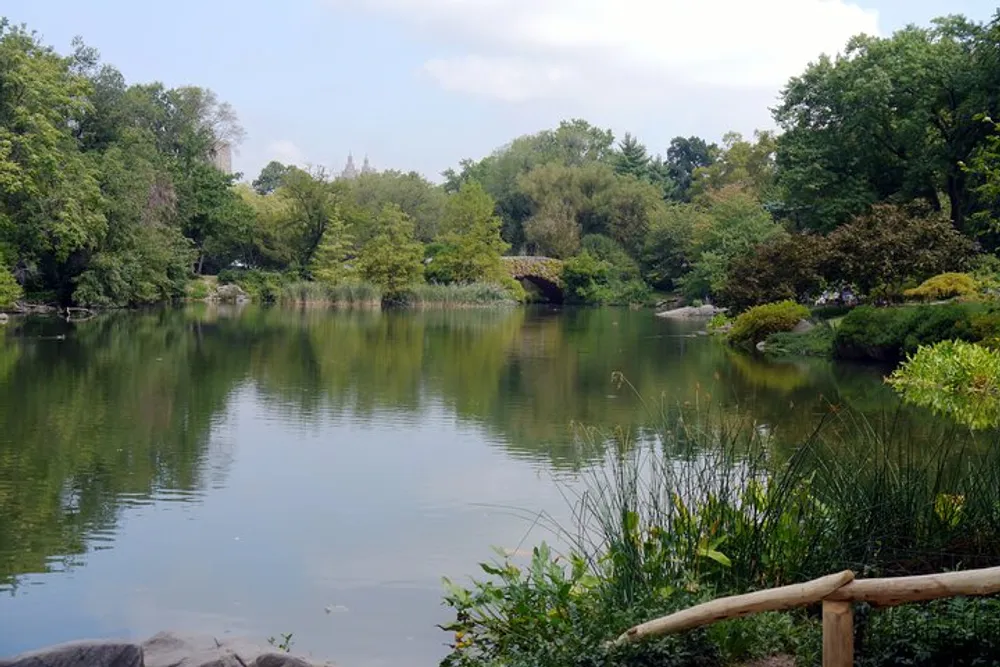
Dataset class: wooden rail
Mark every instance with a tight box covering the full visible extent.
[614,566,1000,667]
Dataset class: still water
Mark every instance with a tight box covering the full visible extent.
[0,305,945,665]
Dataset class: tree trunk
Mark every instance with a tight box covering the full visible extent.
[947,166,966,232]
[196,252,205,276]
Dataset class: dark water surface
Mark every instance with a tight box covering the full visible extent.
[0,305,952,665]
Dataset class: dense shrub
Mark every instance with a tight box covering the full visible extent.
[728,300,810,347]
[0,269,23,307]
[764,324,836,357]
[887,340,1000,429]
[562,252,614,304]
[441,402,1000,667]
[903,273,978,301]
[218,268,292,303]
[833,303,1000,362]
[719,234,829,313]
[859,598,1000,667]
[826,204,974,301]
[581,234,643,283]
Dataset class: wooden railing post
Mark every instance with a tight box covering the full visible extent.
[822,600,854,667]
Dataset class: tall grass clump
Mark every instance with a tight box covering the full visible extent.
[441,385,1000,667]
[409,282,515,308]
[279,281,382,308]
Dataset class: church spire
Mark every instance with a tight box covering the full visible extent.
[361,154,374,175]
[340,152,358,180]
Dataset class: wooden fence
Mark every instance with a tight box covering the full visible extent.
[614,566,1000,667]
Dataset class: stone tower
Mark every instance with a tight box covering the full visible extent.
[361,155,374,175]
[340,153,359,180]
[210,141,233,174]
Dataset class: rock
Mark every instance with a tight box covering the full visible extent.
[756,340,767,353]
[0,640,143,667]
[656,304,725,319]
[1,633,333,667]
[211,284,251,305]
[142,633,333,667]
[791,319,815,334]
[0,313,8,324]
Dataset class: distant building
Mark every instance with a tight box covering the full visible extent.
[341,153,358,180]
[209,141,233,174]
[339,153,374,180]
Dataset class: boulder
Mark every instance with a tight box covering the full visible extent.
[211,284,250,305]
[142,633,332,667]
[0,313,8,324]
[791,319,815,334]
[656,304,725,319]
[0,640,143,667]
[0,633,333,667]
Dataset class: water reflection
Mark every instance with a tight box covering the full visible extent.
[0,305,976,665]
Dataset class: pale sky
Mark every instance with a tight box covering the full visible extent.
[4,0,996,182]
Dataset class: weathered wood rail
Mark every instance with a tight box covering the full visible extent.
[614,566,1000,667]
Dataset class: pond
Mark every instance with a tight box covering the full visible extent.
[0,305,969,666]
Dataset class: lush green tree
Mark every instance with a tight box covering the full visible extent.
[518,162,617,257]
[0,267,22,306]
[442,119,614,251]
[826,203,975,300]
[681,186,786,300]
[665,136,718,201]
[641,204,702,290]
[357,204,424,296]
[614,133,649,181]
[690,131,777,199]
[774,16,1000,233]
[0,22,106,298]
[308,212,353,284]
[350,169,446,242]
[433,182,510,283]
[593,175,665,255]
[719,234,830,312]
[253,161,292,195]
[281,167,343,269]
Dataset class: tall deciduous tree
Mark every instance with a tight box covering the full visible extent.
[253,161,292,195]
[434,182,510,283]
[774,15,1000,233]
[357,205,424,296]
[665,136,718,201]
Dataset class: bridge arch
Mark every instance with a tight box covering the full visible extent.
[501,256,565,303]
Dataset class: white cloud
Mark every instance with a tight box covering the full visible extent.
[267,139,307,166]
[329,0,880,102]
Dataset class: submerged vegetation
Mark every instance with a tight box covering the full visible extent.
[440,396,1000,667]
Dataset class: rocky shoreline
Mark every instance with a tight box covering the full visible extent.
[0,632,334,667]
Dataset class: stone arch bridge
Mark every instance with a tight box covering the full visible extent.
[501,256,564,302]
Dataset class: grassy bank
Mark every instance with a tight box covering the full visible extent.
[216,270,519,309]
[440,398,1000,667]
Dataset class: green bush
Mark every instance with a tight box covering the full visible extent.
[764,324,836,357]
[903,273,978,301]
[562,252,614,305]
[581,234,642,283]
[727,300,810,347]
[186,280,212,300]
[0,268,23,307]
[440,400,1000,667]
[887,340,1000,429]
[859,598,1000,667]
[218,269,291,303]
[833,303,1000,362]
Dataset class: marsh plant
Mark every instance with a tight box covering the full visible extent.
[440,388,1000,667]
